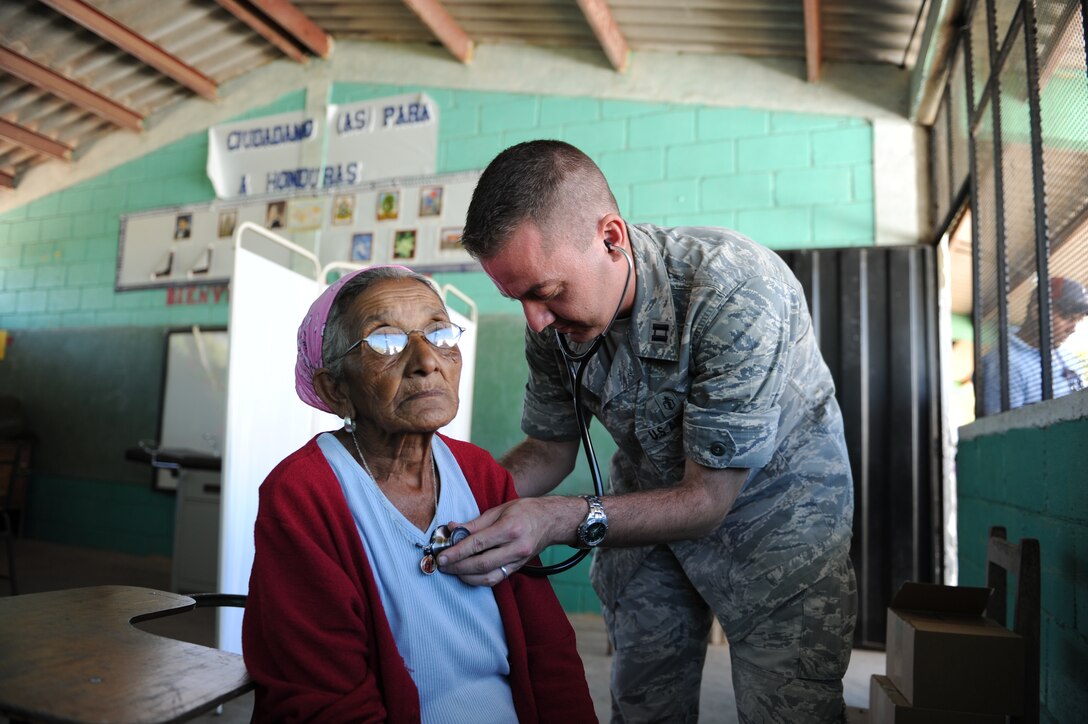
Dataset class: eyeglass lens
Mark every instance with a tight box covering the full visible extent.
[364,321,462,355]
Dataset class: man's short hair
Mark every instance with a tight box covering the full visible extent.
[461,140,618,259]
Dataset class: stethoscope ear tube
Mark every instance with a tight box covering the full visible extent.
[520,355,602,577]
[521,243,631,578]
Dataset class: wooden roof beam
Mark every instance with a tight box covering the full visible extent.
[37,0,218,100]
[0,171,14,189]
[0,46,143,132]
[0,118,73,162]
[803,0,822,83]
[576,0,630,72]
[246,0,334,59]
[401,0,474,64]
[213,0,308,63]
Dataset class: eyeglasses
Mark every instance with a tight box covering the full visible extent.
[340,320,465,358]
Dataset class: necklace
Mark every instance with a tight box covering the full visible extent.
[349,427,443,574]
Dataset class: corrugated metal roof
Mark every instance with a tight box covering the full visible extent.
[0,0,928,190]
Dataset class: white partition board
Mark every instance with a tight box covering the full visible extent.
[438,303,476,442]
[218,246,337,653]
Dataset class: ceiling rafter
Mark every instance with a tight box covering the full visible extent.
[37,0,219,100]
[0,46,144,132]
[0,118,73,162]
[0,171,14,190]
[212,0,309,63]
[401,0,474,64]
[245,0,333,58]
[576,0,629,72]
[803,0,823,82]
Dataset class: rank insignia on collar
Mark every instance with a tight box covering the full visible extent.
[651,322,669,343]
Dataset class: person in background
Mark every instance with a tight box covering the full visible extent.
[980,276,1088,415]
[440,140,856,723]
[242,265,595,723]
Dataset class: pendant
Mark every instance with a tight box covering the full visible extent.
[420,554,437,575]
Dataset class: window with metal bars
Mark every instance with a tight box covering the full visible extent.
[930,0,1088,419]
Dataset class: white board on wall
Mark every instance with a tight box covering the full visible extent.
[155,328,228,492]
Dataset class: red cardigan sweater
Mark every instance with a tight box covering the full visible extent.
[242,434,596,723]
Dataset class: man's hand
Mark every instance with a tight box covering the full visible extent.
[437,496,583,586]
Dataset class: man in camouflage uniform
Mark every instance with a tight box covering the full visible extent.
[440,140,856,723]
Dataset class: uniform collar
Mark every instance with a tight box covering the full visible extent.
[626,224,679,363]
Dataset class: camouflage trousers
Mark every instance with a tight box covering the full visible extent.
[601,545,857,724]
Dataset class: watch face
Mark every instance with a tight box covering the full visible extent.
[585,521,607,542]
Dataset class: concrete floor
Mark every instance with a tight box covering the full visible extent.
[2,538,881,723]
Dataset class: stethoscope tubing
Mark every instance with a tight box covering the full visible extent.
[521,243,632,577]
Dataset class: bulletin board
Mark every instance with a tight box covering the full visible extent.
[115,169,482,291]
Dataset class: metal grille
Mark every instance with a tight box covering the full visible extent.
[970,0,995,109]
[1035,0,1088,398]
[951,45,973,198]
[997,23,1038,291]
[928,39,973,237]
[1037,2,1088,245]
[932,98,952,228]
[974,95,1005,416]
[995,0,1023,45]
[930,0,1088,416]
[997,23,1046,405]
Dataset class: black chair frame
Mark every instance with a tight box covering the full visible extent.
[986,525,1040,724]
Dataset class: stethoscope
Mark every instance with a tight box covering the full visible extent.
[522,240,634,577]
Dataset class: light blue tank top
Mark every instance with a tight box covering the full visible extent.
[317,433,517,722]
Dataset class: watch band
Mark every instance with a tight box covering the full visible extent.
[576,494,608,548]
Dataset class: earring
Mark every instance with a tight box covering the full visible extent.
[344,416,356,433]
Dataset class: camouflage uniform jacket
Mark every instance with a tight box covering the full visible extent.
[521,223,854,641]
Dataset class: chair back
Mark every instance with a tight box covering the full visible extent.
[0,440,32,514]
[986,525,1040,724]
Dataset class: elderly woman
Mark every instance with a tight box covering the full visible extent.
[242,265,595,722]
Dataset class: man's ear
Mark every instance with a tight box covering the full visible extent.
[313,369,351,418]
[600,213,627,252]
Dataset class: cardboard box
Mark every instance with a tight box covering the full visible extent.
[869,675,1005,724]
[885,582,1024,715]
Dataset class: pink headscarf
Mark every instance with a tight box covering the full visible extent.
[295,265,413,413]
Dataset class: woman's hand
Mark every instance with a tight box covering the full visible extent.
[436,496,583,586]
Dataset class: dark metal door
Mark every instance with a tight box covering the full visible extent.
[778,245,942,648]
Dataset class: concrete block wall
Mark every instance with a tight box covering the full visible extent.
[956,415,1088,723]
[1,83,874,328]
[0,82,875,609]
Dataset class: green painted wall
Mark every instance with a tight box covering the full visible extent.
[956,417,1088,722]
[0,82,874,610]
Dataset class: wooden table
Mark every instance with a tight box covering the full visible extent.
[0,585,253,723]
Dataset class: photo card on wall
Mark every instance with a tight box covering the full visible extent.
[265,201,286,229]
[439,226,464,250]
[419,186,443,217]
[174,213,193,240]
[393,229,417,260]
[376,190,400,221]
[351,232,374,261]
[288,198,324,231]
[332,195,356,226]
[217,209,237,238]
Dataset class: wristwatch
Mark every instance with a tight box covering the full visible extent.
[576,495,609,548]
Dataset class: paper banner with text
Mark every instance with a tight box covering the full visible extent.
[206,92,437,200]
